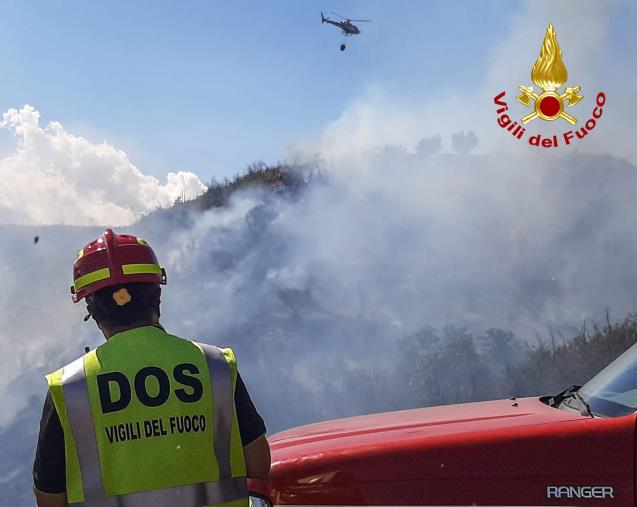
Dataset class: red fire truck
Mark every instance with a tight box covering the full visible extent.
[248,341,637,506]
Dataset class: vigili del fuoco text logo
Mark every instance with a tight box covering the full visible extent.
[493,24,606,149]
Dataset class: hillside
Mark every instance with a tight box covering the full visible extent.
[4,151,637,505]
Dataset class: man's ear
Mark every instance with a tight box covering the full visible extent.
[85,303,101,327]
[154,285,162,320]
[84,303,93,322]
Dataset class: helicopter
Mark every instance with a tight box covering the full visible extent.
[321,12,370,51]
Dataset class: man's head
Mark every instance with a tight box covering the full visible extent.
[72,229,167,336]
[86,282,161,333]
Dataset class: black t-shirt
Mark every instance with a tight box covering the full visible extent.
[33,372,266,494]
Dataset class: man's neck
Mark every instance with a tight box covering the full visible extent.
[103,321,162,340]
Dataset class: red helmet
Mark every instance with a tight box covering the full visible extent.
[71,229,167,303]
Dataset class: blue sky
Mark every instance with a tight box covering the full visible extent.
[0,0,529,182]
[1,0,634,186]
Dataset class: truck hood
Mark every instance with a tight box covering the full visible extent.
[269,396,580,457]
[252,398,636,505]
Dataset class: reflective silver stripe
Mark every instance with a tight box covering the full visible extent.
[197,342,234,480]
[72,476,248,506]
[62,356,106,501]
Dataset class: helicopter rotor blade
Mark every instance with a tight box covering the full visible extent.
[349,19,371,22]
[331,12,350,21]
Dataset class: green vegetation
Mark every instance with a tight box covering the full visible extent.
[506,314,637,397]
[403,314,637,407]
[176,162,308,212]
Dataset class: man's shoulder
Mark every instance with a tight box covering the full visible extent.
[45,352,88,387]
[163,330,235,357]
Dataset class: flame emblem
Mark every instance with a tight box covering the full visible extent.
[517,24,583,124]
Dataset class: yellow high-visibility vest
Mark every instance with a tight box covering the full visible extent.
[46,326,248,507]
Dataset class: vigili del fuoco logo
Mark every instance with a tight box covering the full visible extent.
[493,24,606,148]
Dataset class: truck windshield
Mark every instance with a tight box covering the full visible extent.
[579,342,637,417]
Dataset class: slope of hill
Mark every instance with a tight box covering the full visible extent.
[4,151,637,504]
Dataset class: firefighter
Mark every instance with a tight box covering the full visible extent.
[33,229,270,507]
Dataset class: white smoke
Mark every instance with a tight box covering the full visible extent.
[2,147,637,464]
[0,105,206,226]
